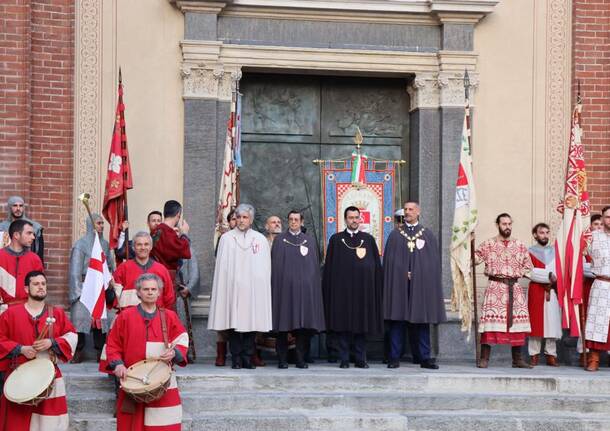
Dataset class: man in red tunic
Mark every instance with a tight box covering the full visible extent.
[0,220,44,313]
[151,200,191,271]
[0,270,77,430]
[476,213,533,368]
[578,214,603,365]
[527,223,562,367]
[112,231,175,311]
[103,273,189,431]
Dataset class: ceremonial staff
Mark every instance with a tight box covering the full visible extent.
[464,70,481,366]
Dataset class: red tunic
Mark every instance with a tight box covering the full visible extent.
[113,259,176,311]
[151,224,191,271]
[0,248,44,310]
[528,253,551,338]
[0,304,77,431]
[103,306,188,431]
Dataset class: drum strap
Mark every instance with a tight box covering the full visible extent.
[159,308,169,349]
[47,304,54,339]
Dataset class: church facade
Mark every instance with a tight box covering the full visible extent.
[2,0,609,359]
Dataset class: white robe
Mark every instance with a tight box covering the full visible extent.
[208,228,272,332]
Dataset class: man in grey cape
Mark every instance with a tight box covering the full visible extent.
[208,203,272,369]
[271,210,325,369]
[383,202,446,369]
[323,206,383,368]
[68,213,116,362]
[0,196,44,262]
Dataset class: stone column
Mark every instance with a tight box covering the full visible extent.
[406,73,441,234]
[181,63,242,297]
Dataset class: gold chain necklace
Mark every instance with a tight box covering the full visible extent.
[283,238,308,247]
[399,228,425,253]
[341,238,364,250]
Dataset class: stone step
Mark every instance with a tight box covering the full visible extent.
[69,409,610,431]
[62,363,610,396]
[67,390,610,416]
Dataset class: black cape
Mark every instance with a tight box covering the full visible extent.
[322,230,383,334]
[271,231,326,332]
[383,226,447,324]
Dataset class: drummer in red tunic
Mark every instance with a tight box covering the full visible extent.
[0,270,77,430]
[102,273,189,431]
[0,220,44,313]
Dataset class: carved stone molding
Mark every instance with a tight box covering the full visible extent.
[545,0,572,230]
[438,71,478,107]
[181,63,242,101]
[73,0,103,240]
[407,73,440,111]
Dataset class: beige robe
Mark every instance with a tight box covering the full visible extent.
[585,231,610,343]
[208,228,272,332]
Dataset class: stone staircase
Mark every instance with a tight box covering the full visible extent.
[64,362,610,431]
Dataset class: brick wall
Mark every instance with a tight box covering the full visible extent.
[573,0,610,212]
[0,0,74,304]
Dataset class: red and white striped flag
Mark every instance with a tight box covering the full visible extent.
[80,234,112,320]
[554,100,590,337]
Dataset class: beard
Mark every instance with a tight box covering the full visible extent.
[28,292,46,301]
[536,238,549,246]
[499,228,511,238]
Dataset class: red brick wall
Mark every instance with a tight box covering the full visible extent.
[0,0,74,305]
[573,0,610,212]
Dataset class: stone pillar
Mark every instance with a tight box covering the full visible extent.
[181,63,242,296]
[406,73,441,234]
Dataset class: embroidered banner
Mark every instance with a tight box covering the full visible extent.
[322,160,397,256]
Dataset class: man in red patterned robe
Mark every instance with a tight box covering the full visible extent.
[527,223,562,366]
[103,273,189,430]
[0,220,44,313]
[475,213,533,368]
[0,271,77,430]
[578,214,603,365]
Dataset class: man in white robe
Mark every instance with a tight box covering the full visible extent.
[208,203,272,369]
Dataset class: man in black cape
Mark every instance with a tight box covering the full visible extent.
[383,201,446,369]
[271,210,326,369]
[323,206,383,368]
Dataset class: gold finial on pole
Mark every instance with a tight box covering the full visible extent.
[353,126,363,152]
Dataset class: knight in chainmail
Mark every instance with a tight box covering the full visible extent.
[68,213,116,363]
[0,196,45,262]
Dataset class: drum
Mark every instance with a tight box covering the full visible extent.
[121,359,172,403]
[4,358,56,406]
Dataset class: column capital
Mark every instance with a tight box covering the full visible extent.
[437,71,478,107]
[180,62,241,101]
[407,73,440,112]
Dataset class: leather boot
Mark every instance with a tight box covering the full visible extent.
[478,344,491,368]
[529,354,539,367]
[70,349,84,364]
[545,354,559,367]
[586,350,600,372]
[215,342,227,367]
[251,349,266,367]
[512,346,532,369]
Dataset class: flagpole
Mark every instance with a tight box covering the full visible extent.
[119,67,130,261]
[576,83,587,369]
[464,70,481,366]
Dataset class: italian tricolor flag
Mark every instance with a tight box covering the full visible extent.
[351,152,367,186]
